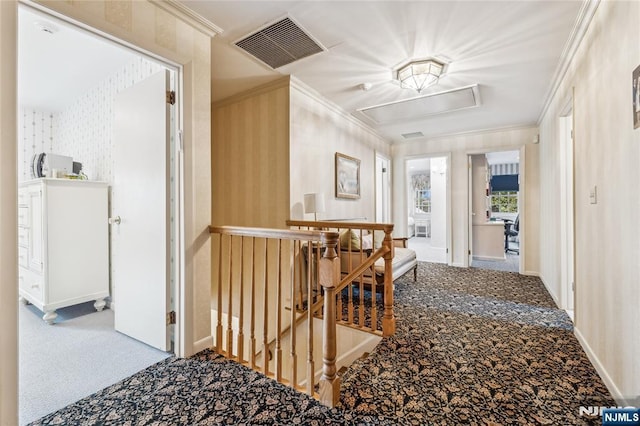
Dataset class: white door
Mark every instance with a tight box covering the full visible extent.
[560,105,575,315]
[112,70,171,351]
[375,154,390,222]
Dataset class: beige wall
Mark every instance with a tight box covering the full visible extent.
[211,78,290,228]
[1,6,212,420]
[289,82,391,222]
[391,127,540,271]
[212,77,391,228]
[0,1,18,423]
[538,1,640,404]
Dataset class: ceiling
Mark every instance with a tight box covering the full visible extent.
[181,0,585,143]
[18,6,136,112]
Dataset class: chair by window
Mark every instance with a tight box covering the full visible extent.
[504,215,519,254]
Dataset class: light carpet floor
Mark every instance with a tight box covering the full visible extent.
[20,301,170,425]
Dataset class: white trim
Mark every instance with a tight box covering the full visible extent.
[451,262,466,268]
[523,270,540,277]
[472,256,506,262]
[151,0,223,37]
[537,0,600,123]
[574,327,627,405]
[392,123,539,145]
[290,76,390,145]
[403,152,452,264]
[18,0,186,357]
[193,335,214,354]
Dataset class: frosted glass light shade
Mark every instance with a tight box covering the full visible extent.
[397,58,446,93]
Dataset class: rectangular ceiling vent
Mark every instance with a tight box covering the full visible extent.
[235,17,325,69]
[402,132,424,139]
[356,84,481,125]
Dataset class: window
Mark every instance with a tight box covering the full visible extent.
[491,191,518,213]
[415,189,431,213]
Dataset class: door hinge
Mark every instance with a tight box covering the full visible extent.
[166,91,175,105]
[571,281,575,291]
[468,249,471,255]
[166,311,176,325]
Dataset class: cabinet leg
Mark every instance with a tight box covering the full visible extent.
[18,296,30,305]
[43,310,57,325]
[94,298,106,312]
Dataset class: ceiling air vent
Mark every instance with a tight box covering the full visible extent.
[235,17,325,69]
[402,132,424,139]
[356,84,481,125]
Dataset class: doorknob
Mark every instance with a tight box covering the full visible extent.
[109,216,121,225]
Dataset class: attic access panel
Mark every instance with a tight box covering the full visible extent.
[356,84,481,125]
[235,17,325,69]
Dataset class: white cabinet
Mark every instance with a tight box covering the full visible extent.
[18,179,110,324]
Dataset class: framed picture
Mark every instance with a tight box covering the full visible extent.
[633,64,640,129]
[335,152,360,199]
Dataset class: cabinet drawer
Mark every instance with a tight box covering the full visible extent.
[18,246,28,267]
[18,189,27,207]
[18,207,29,227]
[18,227,28,248]
[19,268,44,302]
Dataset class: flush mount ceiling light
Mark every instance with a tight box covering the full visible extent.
[396,58,447,93]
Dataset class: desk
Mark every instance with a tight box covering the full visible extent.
[414,217,430,238]
[472,221,506,261]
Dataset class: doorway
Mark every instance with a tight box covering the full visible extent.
[559,98,575,320]
[17,5,179,424]
[469,150,521,273]
[406,155,451,264]
[375,153,391,223]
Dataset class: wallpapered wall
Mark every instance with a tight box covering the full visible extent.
[18,56,169,307]
[17,109,56,182]
[56,56,163,182]
[18,57,163,182]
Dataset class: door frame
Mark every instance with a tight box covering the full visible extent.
[16,3,185,353]
[466,148,525,271]
[375,152,391,223]
[404,153,453,265]
[559,92,575,317]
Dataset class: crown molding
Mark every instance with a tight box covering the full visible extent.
[392,123,539,147]
[212,76,291,109]
[289,75,391,146]
[537,0,600,123]
[151,0,223,38]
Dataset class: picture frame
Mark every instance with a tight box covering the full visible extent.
[633,64,640,129]
[335,152,361,199]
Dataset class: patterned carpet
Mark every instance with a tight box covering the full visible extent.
[31,262,613,425]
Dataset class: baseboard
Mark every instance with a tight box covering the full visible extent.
[523,270,539,277]
[451,262,466,268]
[574,326,626,405]
[193,335,214,355]
[473,255,506,261]
[538,273,560,307]
[309,330,381,385]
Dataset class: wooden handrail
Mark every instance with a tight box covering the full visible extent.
[209,222,396,409]
[210,225,328,242]
[286,220,393,233]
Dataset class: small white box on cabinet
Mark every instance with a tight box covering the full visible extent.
[18,178,110,324]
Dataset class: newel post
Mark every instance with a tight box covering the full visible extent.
[382,225,396,336]
[318,231,341,408]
